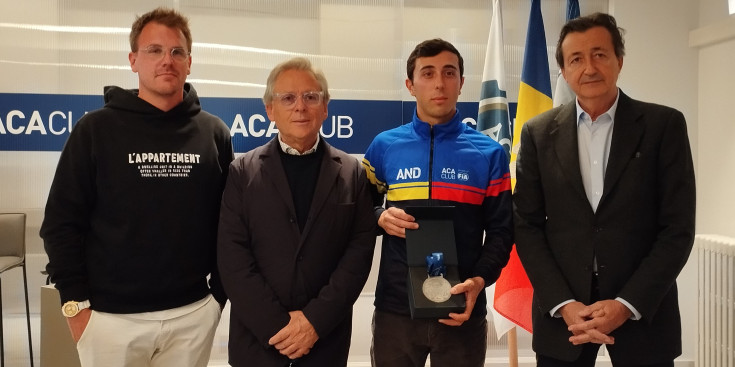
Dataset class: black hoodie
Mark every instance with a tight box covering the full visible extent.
[41,83,233,313]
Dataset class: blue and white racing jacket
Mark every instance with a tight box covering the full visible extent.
[362,110,513,318]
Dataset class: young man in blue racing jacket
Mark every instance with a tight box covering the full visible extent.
[362,38,513,367]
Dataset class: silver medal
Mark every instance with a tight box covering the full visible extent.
[422,276,452,303]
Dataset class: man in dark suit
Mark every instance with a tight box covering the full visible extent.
[217,57,376,367]
[514,13,695,367]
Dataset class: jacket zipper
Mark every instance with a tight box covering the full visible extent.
[428,126,434,205]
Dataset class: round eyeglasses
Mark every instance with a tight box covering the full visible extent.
[138,45,190,63]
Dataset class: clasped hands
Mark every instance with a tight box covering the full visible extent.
[560,299,632,345]
[268,310,319,360]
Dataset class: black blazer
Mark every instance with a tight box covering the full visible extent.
[217,138,376,367]
[513,91,696,364]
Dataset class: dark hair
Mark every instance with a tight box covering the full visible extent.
[555,12,625,68]
[130,7,192,52]
[406,38,464,82]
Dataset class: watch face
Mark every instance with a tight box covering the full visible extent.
[63,302,78,317]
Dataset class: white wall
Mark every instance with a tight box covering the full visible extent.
[696,34,735,236]
[691,9,735,239]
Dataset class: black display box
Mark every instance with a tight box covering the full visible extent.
[405,206,466,319]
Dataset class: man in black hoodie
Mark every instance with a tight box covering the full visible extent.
[41,7,233,367]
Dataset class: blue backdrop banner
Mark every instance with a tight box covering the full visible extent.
[0,93,517,154]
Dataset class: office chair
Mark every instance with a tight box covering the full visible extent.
[0,213,34,367]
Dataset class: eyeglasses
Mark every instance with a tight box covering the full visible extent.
[138,45,190,62]
[272,91,324,108]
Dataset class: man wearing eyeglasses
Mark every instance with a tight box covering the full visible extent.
[41,7,233,367]
[217,57,376,367]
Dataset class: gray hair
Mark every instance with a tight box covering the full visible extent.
[262,57,330,105]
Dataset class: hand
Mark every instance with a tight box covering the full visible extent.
[559,301,587,335]
[378,207,419,238]
[268,311,319,359]
[560,301,614,345]
[567,299,631,345]
[66,308,92,343]
[439,276,484,326]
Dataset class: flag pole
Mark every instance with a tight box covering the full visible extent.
[477,0,525,365]
[508,327,519,367]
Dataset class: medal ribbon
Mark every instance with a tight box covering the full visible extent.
[425,252,446,277]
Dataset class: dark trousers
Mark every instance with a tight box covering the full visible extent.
[370,309,487,367]
[537,347,674,367]
[536,275,674,367]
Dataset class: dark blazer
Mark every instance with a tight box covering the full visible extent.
[513,91,695,365]
[217,138,376,367]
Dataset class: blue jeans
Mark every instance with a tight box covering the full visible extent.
[370,309,487,367]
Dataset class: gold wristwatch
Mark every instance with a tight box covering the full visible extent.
[62,300,90,318]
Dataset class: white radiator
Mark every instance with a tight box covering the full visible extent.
[697,234,735,367]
